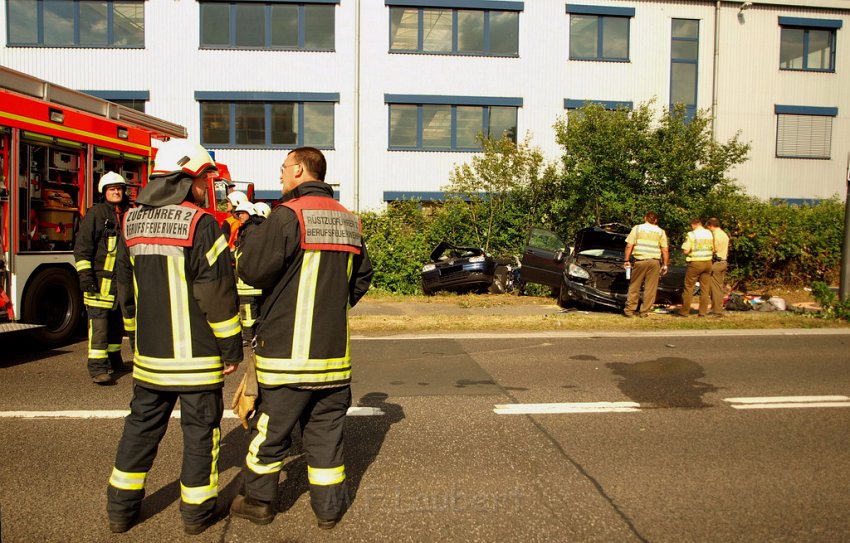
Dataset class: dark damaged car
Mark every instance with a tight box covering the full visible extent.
[521,225,686,310]
[421,242,518,295]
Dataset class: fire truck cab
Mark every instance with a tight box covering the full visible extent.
[0,66,187,343]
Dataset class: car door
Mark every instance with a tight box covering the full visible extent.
[519,228,566,289]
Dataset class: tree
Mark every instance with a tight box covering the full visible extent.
[551,101,750,240]
[444,134,557,254]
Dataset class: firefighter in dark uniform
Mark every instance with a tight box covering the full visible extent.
[233,201,265,345]
[74,171,130,385]
[107,141,243,535]
[230,147,373,530]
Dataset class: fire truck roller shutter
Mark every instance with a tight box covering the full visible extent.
[22,265,84,344]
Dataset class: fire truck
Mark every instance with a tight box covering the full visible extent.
[0,66,187,343]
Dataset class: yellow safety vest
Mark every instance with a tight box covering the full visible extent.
[685,228,714,262]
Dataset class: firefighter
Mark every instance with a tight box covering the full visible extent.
[74,171,130,385]
[230,147,373,529]
[253,201,272,220]
[107,141,243,535]
[222,190,248,249]
[675,217,715,317]
[233,201,262,345]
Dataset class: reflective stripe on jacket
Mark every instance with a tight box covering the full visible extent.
[74,202,124,308]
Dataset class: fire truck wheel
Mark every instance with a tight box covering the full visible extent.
[22,267,84,345]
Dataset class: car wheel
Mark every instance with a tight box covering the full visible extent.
[556,279,573,308]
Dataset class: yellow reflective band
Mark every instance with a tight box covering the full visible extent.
[308,465,346,486]
[206,235,229,267]
[180,427,220,504]
[256,368,352,387]
[100,278,113,297]
[181,482,218,505]
[107,344,122,353]
[104,247,116,273]
[255,355,351,371]
[75,260,92,271]
[135,354,221,371]
[292,251,320,359]
[132,365,224,388]
[84,293,115,308]
[123,317,136,332]
[167,257,192,360]
[246,413,284,475]
[88,349,108,359]
[109,467,147,490]
[209,314,241,339]
[237,284,263,296]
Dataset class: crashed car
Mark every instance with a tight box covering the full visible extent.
[421,242,518,295]
[521,225,686,310]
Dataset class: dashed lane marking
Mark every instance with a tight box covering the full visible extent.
[494,402,641,415]
[724,395,850,410]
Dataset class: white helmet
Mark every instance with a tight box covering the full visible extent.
[227,191,248,206]
[235,201,255,215]
[254,202,271,219]
[98,171,126,193]
[152,140,216,177]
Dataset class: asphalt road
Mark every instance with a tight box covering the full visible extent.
[1,330,849,542]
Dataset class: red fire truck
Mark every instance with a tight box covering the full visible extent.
[0,66,187,343]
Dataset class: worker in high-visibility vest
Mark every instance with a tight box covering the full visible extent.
[229,147,373,530]
[675,217,715,317]
[222,190,248,249]
[74,171,130,385]
[233,201,263,345]
[706,217,730,317]
[623,211,670,318]
[107,140,242,535]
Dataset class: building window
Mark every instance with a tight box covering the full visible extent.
[567,4,634,61]
[386,95,520,151]
[775,105,837,159]
[779,17,840,72]
[388,2,521,56]
[200,1,336,50]
[7,0,144,47]
[81,90,149,112]
[196,92,337,149]
[670,18,698,119]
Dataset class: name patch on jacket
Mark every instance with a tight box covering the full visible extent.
[124,204,203,248]
[283,197,362,254]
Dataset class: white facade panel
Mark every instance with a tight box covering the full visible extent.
[1,0,849,210]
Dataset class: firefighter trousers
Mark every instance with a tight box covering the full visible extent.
[107,385,224,525]
[86,305,124,377]
[242,385,351,521]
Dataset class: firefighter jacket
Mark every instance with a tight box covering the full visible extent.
[116,202,243,392]
[237,182,373,388]
[74,202,126,310]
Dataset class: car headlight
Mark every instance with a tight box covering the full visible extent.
[468,256,486,263]
[567,262,590,280]
[422,263,436,272]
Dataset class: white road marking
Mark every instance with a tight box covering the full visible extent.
[494,402,640,415]
[729,402,850,410]
[724,395,850,410]
[0,407,383,419]
[724,395,849,404]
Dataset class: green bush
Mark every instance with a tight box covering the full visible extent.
[811,281,850,321]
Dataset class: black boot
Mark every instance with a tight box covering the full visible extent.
[230,495,275,525]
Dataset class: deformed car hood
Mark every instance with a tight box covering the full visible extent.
[429,241,486,262]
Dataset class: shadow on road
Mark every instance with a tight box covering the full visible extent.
[138,390,404,521]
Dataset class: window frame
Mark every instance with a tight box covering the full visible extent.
[566,4,634,62]
[778,16,841,73]
[385,94,521,152]
[669,18,699,120]
[199,1,338,51]
[195,92,338,150]
[774,104,837,160]
[6,0,145,48]
[386,1,522,57]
